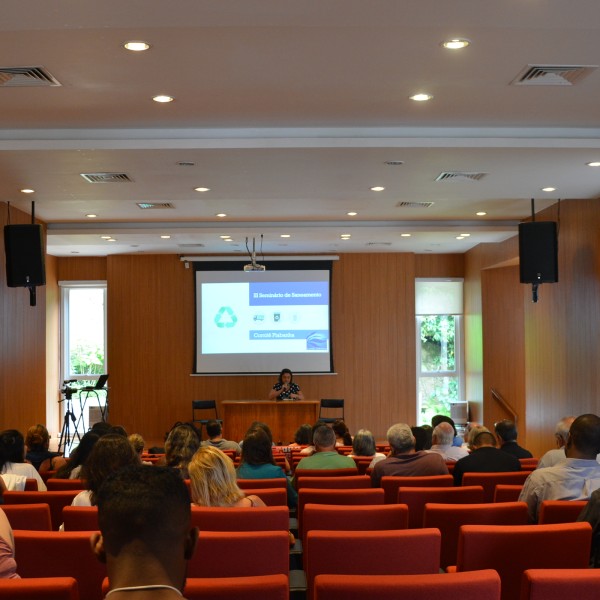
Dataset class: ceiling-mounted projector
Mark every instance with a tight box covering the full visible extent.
[244,262,266,272]
[244,236,266,272]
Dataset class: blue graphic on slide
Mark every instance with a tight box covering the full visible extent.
[249,282,328,306]
[249,329,328,350]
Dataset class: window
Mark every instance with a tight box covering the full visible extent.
[59,282,107,450]
[416,279,464,425]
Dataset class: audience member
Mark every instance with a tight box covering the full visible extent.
[299,421,329,456]
[537,416,576,468]
[201,420,241,454]
[519,414,600,522]
[295,425,357,477]
[54,431,99,479]
[0,507,18,579]
[289,424,312,447]
[494,419,533,458]
[453,430,521,486]
[577,487,600,567]
[462,422,482,449]
[236,427,297,508]
[91,465,198,599]
[73,434,141,506]
[349,429,386,468]
[371,423,449,487]
[0,429,46,491]
[128,433,152,465]
[109,425,128,438]
[428,422,469,462]
[163,423,201,479]
[90,421,114,437]
[431,415,463,447]
[24,424,66,473]
[332,420,352,446]
[189,446,265,507]
[411,426,432,451]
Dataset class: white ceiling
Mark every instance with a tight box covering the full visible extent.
[2,0,600,257]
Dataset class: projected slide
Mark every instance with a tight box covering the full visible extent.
[195,267,332,374]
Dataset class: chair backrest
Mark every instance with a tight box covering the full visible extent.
[184,575,289,600]
[519,458,539,469]
[0,577,80,600]
[192,400,218,417]
[305,529,441,600]
[397,485,485,528]
[46,479,85,491]
[538,500,587,524]
[296,475,370,490]
[62,506,99,531]
[236,478,287,490]
[380,475,454,504]
[294,468,358,480]
[191,506,289,531]
[318,399,344,422]
[462,471,532,502]
[4,490,81,530]
[189,531,289,578]
[493,484,523,503]
[14,530,107,600]
[313,570,501,600]
[24,478,38,491]
[454,522,592,600]
[521,568,600,600]
[1,503,52,531]
[423,501,530,569]
[351,457,374,475]
[237,488,287,506]
[297,488,385,538]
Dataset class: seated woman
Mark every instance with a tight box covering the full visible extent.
[0,429,46,491]
[268,368,304,401]
[332,419,353,447]
[0,506,18,579]
[54,431,99,479]
[348,429,386,468]
[71,434,141,506]
[25,424,66,473]
[188,445,266,507]
[237,427,297,508]
[288,423,312,448]
[162,422,201,479]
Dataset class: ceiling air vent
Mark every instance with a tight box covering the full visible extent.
[512,64,597,86]
[436,172,487,182]
[136,202,175,209]
[396,201,435,208]
[178,243,205,248]
[81,173,132,183]
[0,66,61,87]
[366,242,393,247]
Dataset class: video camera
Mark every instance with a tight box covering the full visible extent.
[61,379,78,400]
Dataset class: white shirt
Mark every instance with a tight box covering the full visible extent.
[427,444,469,462]
[1,462,46,491]
[71,490,93,506]
[537,448,566,469]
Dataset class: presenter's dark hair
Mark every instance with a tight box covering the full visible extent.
[278,368,293,383]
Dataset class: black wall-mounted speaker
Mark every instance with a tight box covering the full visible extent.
[4,224,46,287]
[518,221,558,284]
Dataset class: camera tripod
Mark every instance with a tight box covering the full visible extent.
[58,394,81,455]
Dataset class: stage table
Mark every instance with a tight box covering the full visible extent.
[222,400,319,445]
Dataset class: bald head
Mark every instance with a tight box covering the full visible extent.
[566,414,600,459]
[432,422,454,446]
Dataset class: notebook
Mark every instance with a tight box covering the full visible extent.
[82,374,109,391]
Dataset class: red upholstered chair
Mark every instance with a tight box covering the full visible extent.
[296,475,371,490]
[494,484,523,502]
[191,505,289,531]
[0,577,80,599]
[236,487,287,506]
[397,485,485,528]
[351,457,374,475]
[313,570,501,600]
[297,488,385,538]
[447,522,592,600]
[521,568,600,600]
[294,468,358,481]
[46,479,85,491]
[1,503,52,531]
[24,478,38,491]
[380,475,454,504]
[519,458,539,470]
[14,530,107,600]
[41,470,57,483]
[336,446,353,456]
[423,501,529,569]
[4,490,80,530]
[62,506,99,531]
[537,500,587,524]
[461,471,533,503]
[184,575,289,600]
[236,478,287,489]
[305,529,441,600]
[188,531,289,578]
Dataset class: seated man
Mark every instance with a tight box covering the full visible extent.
[371,423,448,488]
[537,416,576,468]
[519,413,600,522]
[494,419,533,459]
[201,420,242,455]
[453,429,521,486]
[91,465,198,599]
[428,422,469,462]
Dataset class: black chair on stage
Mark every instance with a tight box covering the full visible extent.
[191,400,222,439]
[319,399,345,423]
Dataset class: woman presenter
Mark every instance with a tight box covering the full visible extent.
[268,368,304,401]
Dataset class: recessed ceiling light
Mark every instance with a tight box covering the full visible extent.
[542,187,556,192]
[347,212,358,216]
[476,211,487,216]
[101,236,111,240]
[153,95,174,103]
[442,38,471,50]
[160,235,171,239]
[460,233,471,237]
[587,162,600,167]
[86,214,97,218]
[124,41,150,52]
[409,93,433,102]
[340,234,351,239]
[107,238,117,242]
[401,233,411,237]
[456,236,465,240]
[219,235,231,239]
[20,189,34,194]
[280,234,291,238]
[194,187,210,192]
[216,213,227,218]
[370,186,385,192]
[224,238,233,242]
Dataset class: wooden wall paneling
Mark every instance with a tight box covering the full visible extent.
[57,257,107,282]
[415,254,464,279]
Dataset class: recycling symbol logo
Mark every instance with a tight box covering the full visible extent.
[214,306,238,328]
